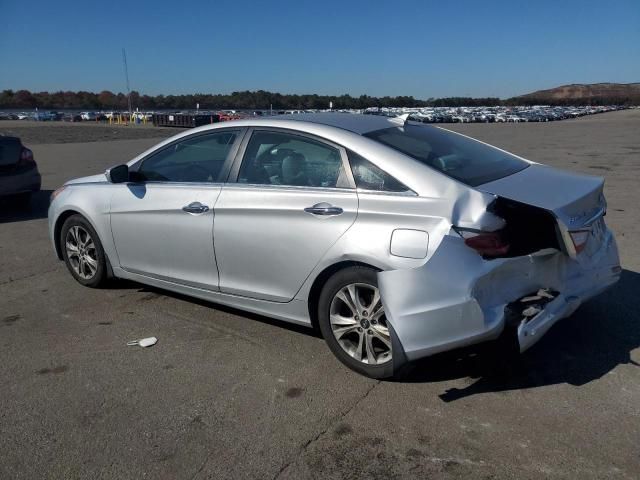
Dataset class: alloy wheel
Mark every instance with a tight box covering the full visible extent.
[65,225,98,280]
[329,283,392,365]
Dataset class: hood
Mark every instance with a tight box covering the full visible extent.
[65,173,107,185]
[478,164,605,229]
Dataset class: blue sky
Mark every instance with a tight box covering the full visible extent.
[0,0,638,98]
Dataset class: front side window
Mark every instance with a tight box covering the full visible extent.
[365,125,529,187]
[238,131,349,188]
[138,130,238,183]
[347,151,410,193]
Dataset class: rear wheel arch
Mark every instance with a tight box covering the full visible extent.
[316,264,407,378]
[307,261,381,331]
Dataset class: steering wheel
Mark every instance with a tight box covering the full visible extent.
[424,151,441,167]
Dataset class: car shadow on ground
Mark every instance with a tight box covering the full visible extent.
[398,269,640,402]
[117,281,323,338]
[0,190,52,223]
[103,269,638,399]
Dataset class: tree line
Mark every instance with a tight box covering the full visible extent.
[0,89,636,111]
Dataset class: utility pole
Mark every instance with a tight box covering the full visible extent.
[122,48,132,114]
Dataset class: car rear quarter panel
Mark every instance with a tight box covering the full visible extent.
[294,188,497,302]
[378,224,620,360]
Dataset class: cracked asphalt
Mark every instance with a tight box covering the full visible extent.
[1,111,639,479]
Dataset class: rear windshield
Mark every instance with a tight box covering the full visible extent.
[365,125,529,186]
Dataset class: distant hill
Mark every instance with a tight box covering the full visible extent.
[513,83,640,105]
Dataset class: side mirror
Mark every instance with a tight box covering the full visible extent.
[105,164,129,183]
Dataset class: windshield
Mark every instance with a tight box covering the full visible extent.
[365,125,529,186]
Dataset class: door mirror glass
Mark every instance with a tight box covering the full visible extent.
[106,164,129,183]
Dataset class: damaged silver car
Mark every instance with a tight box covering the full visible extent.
[48,113,621,378]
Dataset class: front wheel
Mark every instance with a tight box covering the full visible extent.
[60,214,108,288]
[318,267,402,379]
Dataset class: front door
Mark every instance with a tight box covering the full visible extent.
[110,129,242,290]
[111,183,222,289]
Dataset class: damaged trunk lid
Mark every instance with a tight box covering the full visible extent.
[479,164,605,228]
[478,163,606,256]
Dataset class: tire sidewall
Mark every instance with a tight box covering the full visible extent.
[60,214,107,288]
[318,266,398,379]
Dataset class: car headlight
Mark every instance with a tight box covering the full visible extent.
[50,186,67,202]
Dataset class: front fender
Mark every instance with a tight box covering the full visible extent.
[48,185,117,267]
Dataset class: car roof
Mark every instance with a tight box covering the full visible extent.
[261,112,399,134]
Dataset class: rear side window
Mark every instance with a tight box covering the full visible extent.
[238,131,350,188]
[365,125,528,186]
[347,151,410,193]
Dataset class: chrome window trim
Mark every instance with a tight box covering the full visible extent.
[220,182,357,194]
[124,181,225,188]
[355,188,417,197]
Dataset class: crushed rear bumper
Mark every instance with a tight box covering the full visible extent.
[378,228,620,361]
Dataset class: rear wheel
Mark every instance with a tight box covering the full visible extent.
[318,267,400,378]
[60,214,107,288]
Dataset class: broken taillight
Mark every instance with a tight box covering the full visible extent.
[569,229,590,254]
[454,227,510,257]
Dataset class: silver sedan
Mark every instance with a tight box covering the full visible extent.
[48,113,621,378]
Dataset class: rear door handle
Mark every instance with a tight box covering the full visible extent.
[304,202,343,216]
[182,202,210,214]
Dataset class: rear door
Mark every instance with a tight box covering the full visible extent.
[213,128,358,302]
[110,129,243,289]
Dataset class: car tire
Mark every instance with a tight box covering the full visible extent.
[318,266,404,379]
[60,214,108,288]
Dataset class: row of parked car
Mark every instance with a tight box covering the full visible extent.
[254,105,630,123]
[0,105,631,124]
[0,111,154,122]
[364,105,629,123]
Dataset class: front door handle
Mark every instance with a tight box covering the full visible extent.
[182,202,210,214]
[304,202,343,216]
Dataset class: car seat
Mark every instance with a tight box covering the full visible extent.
[281,152,308,186]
